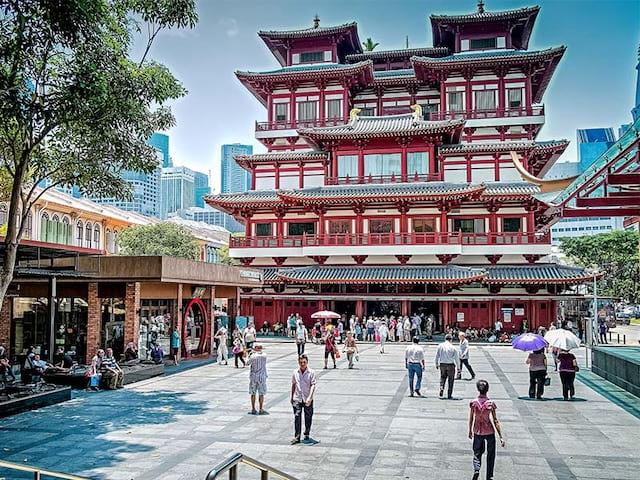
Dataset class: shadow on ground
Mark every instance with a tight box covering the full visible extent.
[0,388,208,479]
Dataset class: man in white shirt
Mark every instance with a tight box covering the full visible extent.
[456,332,475,380]
[295,321,308,357]
[404,336,425,397]
[214,327,228,365]
[494,319,503,335]
[248,344,268,415]
[244,323,257,351]
[435,334,460,399]
[379,322,389,353]
[291,354,317,444]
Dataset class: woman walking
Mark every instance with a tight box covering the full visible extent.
[379,321,389,353]
[324,330,337,369]
[232,336,246,368]
[526,347,547,399]
[344,331,358,369]
[468,379,505,480]
[558,349,579,400]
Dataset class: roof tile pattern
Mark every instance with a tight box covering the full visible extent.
[235,151,329,164]
[412,47,565,65]
[487,265,593,284]
[430,6,540,24]
[346,46,450,62]
[258,22,358,39]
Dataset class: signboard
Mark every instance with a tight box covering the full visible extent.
[240,270,262,282]
[235,316,248,330]
[456,312,465,322]
[515,308,525,316]
[503,312,512,323]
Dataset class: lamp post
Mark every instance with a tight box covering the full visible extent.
[586,268,600,368]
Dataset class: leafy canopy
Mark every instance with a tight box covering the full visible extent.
[362,38,379,52]
[560,230,640,302]
[117,222,199,260]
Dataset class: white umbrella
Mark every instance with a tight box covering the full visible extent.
[544,328,581,350]
[311,310,341,319]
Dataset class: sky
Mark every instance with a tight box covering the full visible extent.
[141,0,640,192]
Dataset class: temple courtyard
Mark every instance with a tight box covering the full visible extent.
[2,341,639,480]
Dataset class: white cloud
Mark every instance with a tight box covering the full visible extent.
[218,17,239,37]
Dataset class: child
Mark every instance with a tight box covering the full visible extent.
[468,379,505,480]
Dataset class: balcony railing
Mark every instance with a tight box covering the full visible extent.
[231,232,551,248]
[326,172,440,185]
[255,118,346,131]
[428,105,544,121]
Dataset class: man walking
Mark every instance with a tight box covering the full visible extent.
[295,321,308,356]
[214,326,229,365]
[405,336,425,397]
[247,344,268,415]
[291,354,317,444]
[456,332,475,380]
[435,334,460,399]
[494,318,503,336]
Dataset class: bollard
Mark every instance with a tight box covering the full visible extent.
[618,333,620,344]
[624,334,626,344]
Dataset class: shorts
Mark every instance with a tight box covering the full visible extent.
[367,328,374,335]
[324,348,335,359]
[249,378,267,395]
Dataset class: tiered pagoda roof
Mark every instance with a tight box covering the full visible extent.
[298,113,465,146]
[234,151,329,172]
[264,263,590,286]
[345,46,450,63]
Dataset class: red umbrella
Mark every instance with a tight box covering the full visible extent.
[311,310,341,319]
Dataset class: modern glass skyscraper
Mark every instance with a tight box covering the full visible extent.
[148,132,172,168]
[221,144,252,193]
[193,171,211,208]
[577,128,616,173]
[160,167,195,219]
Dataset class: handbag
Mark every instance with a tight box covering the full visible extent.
[544,376,551,386]
[334,349,341,359]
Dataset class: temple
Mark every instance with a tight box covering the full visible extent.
[206,2,589,332]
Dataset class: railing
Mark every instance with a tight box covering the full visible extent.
[326,172,440,185]
[428,105,544,121]
[0,460,89,480]
[256,118,346,131]
[205,452,298,480]
[231,231,551,248]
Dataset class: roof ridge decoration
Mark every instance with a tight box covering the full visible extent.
[509,151,577,193]
[411,46,565,64]
[429,5,540,22]
[257,21,358,38]
[345,46,450,62]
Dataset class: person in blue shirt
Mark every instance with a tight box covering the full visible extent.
[171,328,181,364]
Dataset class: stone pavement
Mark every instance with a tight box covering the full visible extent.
[2,342,639,480]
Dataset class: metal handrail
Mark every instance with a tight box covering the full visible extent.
[205,452,298,480]
[0,459,89,480]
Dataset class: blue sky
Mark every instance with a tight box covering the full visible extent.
[144,0,640,191]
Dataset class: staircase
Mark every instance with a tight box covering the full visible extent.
[205,452,298,480]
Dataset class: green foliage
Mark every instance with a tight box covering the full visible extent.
[217,244,237,265]
[560,230,640,302]
[117,222,199,259]
[362,38,379,51]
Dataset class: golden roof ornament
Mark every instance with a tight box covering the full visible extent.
[509,152,578,193]
[349,108,362,125]
[410,104,423,123]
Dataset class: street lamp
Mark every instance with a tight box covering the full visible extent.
[586,267,600,368]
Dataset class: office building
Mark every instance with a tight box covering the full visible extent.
[221,144,252,193]
[193,171,211,208]
[160,167,195,219]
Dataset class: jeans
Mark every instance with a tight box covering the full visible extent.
[407,363,422,393]
[439,363,456,398]
[292,401,313,440]
[473,433,496,479]
[296,341,305,357]
[560,371,576,399]
[459,358,475,377]
[528,369,546,398]
[234,352,245,368]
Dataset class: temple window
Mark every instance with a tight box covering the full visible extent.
[507,88,523,108]
[337,155,358,178]
[274,103,288,122]
[470,37,497,50]
[448,92,464,112]
[288,222,315,236]
[503,217,523,232]
[369,219,394,233]
[299,51,324,63]
[453,218,485,233]
[297,101,317,122]
[474,90,497,111]
[412,218,436,233]
[255,223,273,237]
[420,104,438,120]
[360,107,375,116]
[327,99,342,119]
[407,152,430,175]
[364,153,401,177]
[329,220,351,234]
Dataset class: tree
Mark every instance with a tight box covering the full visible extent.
[217,244,237,265]
[560,230,640,302]
[362,38,379,51]
[0,0,197,305]
[117,223,199,260]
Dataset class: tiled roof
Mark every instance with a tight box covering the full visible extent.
[439,140,569,155]
[276,265,486,284]
[204,190,281,206]
[346,47,450,63]
[236,61,372,78]
[430,6,540,24]
[298,114,465,141]
[412,47,565,65]
[258,22,358,39]
[486,265,591,284]
[482,182,540,197]
[235,151,328,164]
[373,69,415,78]
[279,182,484,204]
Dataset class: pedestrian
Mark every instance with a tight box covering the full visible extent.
[550,346,559,371]
[170,327,180,365]
[396,318,404,343]
[324,330,337,369]
[598,320,608,344]
[435,333,460,399]
[468,379,505,480]
[214,326,229,365]
[355,321,362,341]
[288,315,297,338]
[426,314,435,341]
[295,320,308,357]
[403,316,411,342]
[558,349,579,400]
[526,347,547,399]
[247,344,268,414]
[405,336,425,397]
[456,332,475,380]
[290,354,317,444]
[244,323,257,351]
[494,318,503,336]
[379,321,389,353]
[232,336,246,368]
[366,316,375,341]
[344,331,358,369]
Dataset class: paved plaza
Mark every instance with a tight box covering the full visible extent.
[2,341,639,480]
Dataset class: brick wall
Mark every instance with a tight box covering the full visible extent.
[86,283,101,356]
[124,282,141,346]
[0,296,11,347]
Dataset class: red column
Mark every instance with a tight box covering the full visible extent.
[317,210,325,237]
[0,296,11,348]
[440,83,446,116]
[442,300,450,329]
[298,161,304,189]
[401,144,407,181]
[356,299,364,319]
[250,168,256,190]
[274,163,280,189]
[401,300,409,317]
[465,74,473,112]
[428,144,436,179]
[290,86,296,128]
[524,75,533,113]
[319,299,325,311]
[376,87,383,115]
[86,282,101,355]
[267,95,273,124]
[497,73,505,113]
[466,154,472,183]
[343,88,349,121]
[319,86,326,126]
[124,282,141,347]
[358,147,365,181]
[276,215,284,246]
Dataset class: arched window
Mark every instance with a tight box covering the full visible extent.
[93,224,100,249]
[85,222,92,248]
[0,204,8,226]
[113,230,119,253]
[106,228,113,253]
[24,212,33,239]
[76,221,84,246]
[41,212,50,243]
[62,217,71,244]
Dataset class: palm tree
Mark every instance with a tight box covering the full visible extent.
[362,38,379,52]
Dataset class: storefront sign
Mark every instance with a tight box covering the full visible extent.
[515,308,525,316]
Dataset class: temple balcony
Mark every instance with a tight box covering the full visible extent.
[230,231,551,258]
[326,172,440,185]
[255,118,346,138]
[428,105,545,129]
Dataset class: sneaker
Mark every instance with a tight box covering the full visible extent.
[439,389,444,398]
[304,435,309,441]
[472,472,480,480]
[415,390,422,397]
[290,438,300,445]
[409,392,414,397]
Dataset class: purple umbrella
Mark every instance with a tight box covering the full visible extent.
[511,333,548,352]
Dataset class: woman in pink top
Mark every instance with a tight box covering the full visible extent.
[468,380,505,480]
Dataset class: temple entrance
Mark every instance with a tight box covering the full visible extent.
[334,300,356,319]
[410,301,440,331]
[182,298,209,358]
[365,300,401,317]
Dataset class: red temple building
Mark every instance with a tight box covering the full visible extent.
[206,3,591,332]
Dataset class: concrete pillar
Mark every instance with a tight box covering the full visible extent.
[174,283,183,360]
[0,296,12,348]
[86,283,101,356]
[124,282,141,347]
[209,286,216,356]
